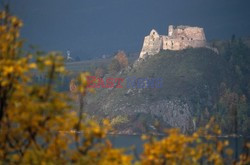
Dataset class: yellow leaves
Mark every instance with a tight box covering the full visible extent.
[0,9,131,165]
[69,119,132,164]
[225,148,233,156]
[103,119,110,126]
[140,120,232,165]
[36,53,67,78]
[12,154,20,162]
[5,32,14,41]
[0,12,23,60]
[192,132,199,139]
[29,63,37,69]
[216,141,224,152]
[83,140,133,165]
[224,140,229,146]
[3,65,14,74]
[55,66,65,72]
[110,115,129,126]
[81,119,110,139]
[0,12,23,28]
[0,58,33,89]
[70,72,95,95]
[10,16,23,28]
[93,126,102,136]
[1,80,8,87]
[78,72,90,94]
[141,134,149,140]
[0,25,7,33]
[79,72,89,86]
[44,59,52,66]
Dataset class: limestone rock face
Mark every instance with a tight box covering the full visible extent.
[139,25,208,59]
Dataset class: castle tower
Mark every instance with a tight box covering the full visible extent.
[168,25,174,36]
[139,29,162,58]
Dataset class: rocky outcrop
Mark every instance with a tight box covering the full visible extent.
[86,48,232,135]
[102,98,193,133]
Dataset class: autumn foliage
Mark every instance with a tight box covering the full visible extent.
[0,10,131,164]
[115,51,128,68]
[0,8,249,165]
[108,51,128,74]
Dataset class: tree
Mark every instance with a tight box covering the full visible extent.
[215,84,249,135]
[224,38,250,98]
[108,59,121,74]
[0,9,131,164]
[140,119,235,165]
[115,50,128,69]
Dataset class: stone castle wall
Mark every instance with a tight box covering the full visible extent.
[139,25,208,58]
[162,37,206,50]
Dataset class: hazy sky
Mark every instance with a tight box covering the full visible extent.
[10,0,250,59]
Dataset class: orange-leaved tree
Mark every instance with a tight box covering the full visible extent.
[115,50,128,69]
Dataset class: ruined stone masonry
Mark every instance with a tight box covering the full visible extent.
[139,25,215,58]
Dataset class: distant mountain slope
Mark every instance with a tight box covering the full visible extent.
[65,52,138,73]
[85,48,235,134]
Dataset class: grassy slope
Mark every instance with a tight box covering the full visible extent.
[83,48,235,133]
[93,48,231,106]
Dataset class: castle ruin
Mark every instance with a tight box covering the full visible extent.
[139,25,208,58]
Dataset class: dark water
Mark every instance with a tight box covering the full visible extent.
[109,135,250,159]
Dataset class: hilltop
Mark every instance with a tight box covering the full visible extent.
[85,48,235,134]
[61,37,250,135]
